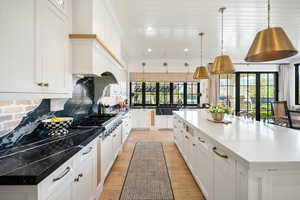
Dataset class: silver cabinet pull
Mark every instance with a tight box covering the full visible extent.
[212,147,228,159]
[53,166,71,182]
[82,147,93,155]
[198,137,205,143]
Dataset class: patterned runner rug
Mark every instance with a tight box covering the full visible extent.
[119,142,175,200]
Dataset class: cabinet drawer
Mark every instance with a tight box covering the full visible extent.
[212,145,235,166]
[74,140,96,164]
[39,158,74,199]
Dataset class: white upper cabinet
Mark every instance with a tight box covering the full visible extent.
[0,0,72,99]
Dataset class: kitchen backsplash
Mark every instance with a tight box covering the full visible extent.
[0,100,42,137]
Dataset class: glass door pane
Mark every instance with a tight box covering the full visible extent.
[159,82,170,105]
[145,82,157,105]
[186,82,198,105]
[131,82,143,105]
[173,82,184,105]
[260,73,276,120]
[239,74,256,118]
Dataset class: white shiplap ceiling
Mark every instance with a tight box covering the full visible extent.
[110,0,300,63]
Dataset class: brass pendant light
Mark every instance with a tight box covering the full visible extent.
[211,7,235,74]
[245,0,298,62]
[194,32,209,79]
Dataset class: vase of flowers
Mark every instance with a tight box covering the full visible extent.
[208,105,230,122]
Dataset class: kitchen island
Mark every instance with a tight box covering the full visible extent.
[173,110,300,200]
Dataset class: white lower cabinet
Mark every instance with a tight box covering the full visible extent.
[101,134,113,180]
[0,133,120,200]
[192,136,212,199]
[73,143,96,200]
[212,146,236,200]
[122,112,132,143]
[132,109,152,129]
[155,115,173,129]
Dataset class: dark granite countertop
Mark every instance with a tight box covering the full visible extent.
[0,127,104,185]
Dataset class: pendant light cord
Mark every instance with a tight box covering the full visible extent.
[268,0,270,28]
[219,8,225,56]
[200,33,204,66]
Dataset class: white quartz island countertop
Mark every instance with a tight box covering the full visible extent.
[174,110,300,170]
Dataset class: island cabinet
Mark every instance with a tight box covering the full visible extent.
[174,111,300,200]
[0,0,72,99]
[173,116,248,200]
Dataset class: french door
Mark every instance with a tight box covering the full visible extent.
[236,72,278,121]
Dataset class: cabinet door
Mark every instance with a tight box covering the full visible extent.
[38,0,70,94]
[112,126,122,158]
[167,116,174,129]
[212,146,236,200]
[101,135,113,180]
[194,137,212,199]
[47,183,73,200]
[74,143,96,200]
[182,133,192,165]
[74,161,93,200]
[155,116,168,129]
[0,0,41,94]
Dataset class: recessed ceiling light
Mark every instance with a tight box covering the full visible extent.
[147,26,153,31]
[147,48,152,52]
[184,48,189,52]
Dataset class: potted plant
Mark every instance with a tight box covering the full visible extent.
[208,105,230,122]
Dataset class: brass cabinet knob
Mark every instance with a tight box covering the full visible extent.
[43,83,49,87]
[37,82,43,87]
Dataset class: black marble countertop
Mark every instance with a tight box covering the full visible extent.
[0,127,104,185]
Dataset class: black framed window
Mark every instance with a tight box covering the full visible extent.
[159,82,171,105]
[130,82,143,105]
[186,82,198,105]
[173,82,184,105]
[219,74,236,111]
[295,64,300,105]
[130,81,200,106]
[145,82,157,105]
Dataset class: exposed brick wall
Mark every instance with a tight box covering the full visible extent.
[0,100,41,137]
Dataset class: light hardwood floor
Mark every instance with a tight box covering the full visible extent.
[99,130,205,200]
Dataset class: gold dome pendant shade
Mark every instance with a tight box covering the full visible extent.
[211,7,235,75]
[245,0,297,62]
[245,27,298,62]
[193,32,209,80]
[194,66,209,79]
[211,55,235,74]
